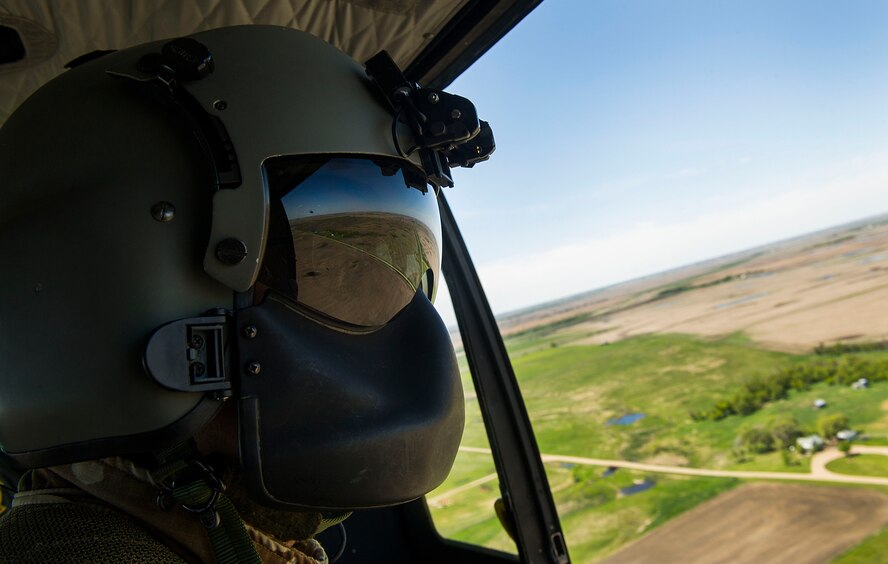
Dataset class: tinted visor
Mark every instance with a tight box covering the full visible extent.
[259,156,441,328]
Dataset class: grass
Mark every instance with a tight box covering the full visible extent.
[430,462,737,562]
[428,468,514,553]
[554,467,737,562]
[834,524,888,563]
[429,331,888,561]
[828,455,888,478]
[431,449,497,494]
[511,333,802,467]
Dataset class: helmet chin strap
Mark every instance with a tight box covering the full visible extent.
[151,440,261,564]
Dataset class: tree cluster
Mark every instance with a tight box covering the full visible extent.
[814,341,888,356]
[735,415,805,455]
[817,413,849,440]
[690,356,888,422]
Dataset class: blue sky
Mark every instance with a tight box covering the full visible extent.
[433,0,888,325]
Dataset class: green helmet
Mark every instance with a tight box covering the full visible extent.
[0,25,492,510]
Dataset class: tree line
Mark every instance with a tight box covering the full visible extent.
[690,355,888,422]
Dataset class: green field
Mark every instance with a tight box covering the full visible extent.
[836,525,888,563]
[429,330,888,561]
[828,455,888,478]
[551,467,737,562]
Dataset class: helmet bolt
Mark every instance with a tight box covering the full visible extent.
[430,122,447,136]
[451,109,462,120]
[213,100,227,111]
[190,335,205,350]
[191,362,206,377]
[428,92,440,104]
[150,201,176,223]
[216,239,248,265]
[246,361,262,375]
[242,325,258,339]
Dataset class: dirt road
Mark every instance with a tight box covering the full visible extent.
[458,446,888,486]
[811,445,888,478]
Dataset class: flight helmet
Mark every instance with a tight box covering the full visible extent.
[0,25,493,510]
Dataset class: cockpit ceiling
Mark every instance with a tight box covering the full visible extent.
[0,0,479,127]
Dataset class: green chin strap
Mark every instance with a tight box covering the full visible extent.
[151,441,261,564]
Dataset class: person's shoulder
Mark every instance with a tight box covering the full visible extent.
[0,498,188,563]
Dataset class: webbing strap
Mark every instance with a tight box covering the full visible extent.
[152,442,261,564]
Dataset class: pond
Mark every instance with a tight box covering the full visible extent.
[620,479,655,496]
[607,413,646,426]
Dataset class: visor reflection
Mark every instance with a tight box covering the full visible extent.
[261,157,441,328]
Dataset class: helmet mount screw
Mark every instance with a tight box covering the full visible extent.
[216,239,248,265]
[150,201,176,223]
[242,325,258,339]
[246,361,262,375]
[428,92,439,104]
[451,109,462,119]
[213,100,227,111]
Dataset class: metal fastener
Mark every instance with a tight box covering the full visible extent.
[214,100,227,111]
[451,109,462,119]
[190,362,206,377]
[246,361,261,375]
[428,92,440,104]
[200,509,222,529]
[242,325,258,339]
[216,238,248,265]
[150,201,176,223]
[190,335,205,350]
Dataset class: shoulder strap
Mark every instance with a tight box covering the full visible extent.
[152,441,261,564]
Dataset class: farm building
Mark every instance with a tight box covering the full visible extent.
[852,378,870,390]
[797,434,825,453]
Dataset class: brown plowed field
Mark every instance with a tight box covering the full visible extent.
[497,217,888,352]
[603,483,888,564]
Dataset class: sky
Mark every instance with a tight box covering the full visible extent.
[432,0,888,326]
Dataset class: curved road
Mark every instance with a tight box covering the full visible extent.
[457,445,888,486]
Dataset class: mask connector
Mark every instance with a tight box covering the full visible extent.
[145,315,232,394]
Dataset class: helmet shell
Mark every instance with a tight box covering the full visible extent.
[0,26,419,465]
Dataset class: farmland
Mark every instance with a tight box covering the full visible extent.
[430,215,888,561]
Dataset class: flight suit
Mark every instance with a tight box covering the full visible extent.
[0,457,328,563]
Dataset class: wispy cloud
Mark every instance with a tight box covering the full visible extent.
[434,153,888,325]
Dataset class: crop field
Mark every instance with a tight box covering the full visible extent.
[604,483,888,564]
[429,215,888,562]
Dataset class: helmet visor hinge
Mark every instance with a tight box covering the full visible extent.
[144,315,232,395]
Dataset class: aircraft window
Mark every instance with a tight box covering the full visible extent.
[437,1,888,562]
[428,277,518,555]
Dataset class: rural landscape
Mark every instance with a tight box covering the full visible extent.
[429,213,888,562]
